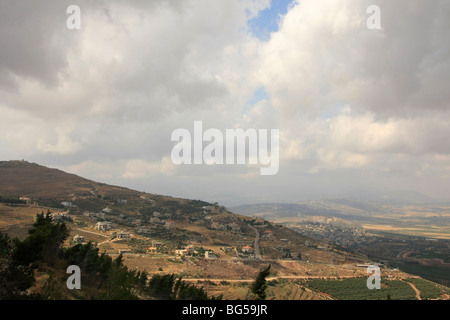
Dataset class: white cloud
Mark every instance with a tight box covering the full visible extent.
[122,157,176,179]
[0,0,449,204]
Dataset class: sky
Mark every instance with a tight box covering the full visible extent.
[0,0,449,206]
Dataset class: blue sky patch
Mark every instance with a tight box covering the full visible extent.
[248,0,295,41]
[243,86,269,114]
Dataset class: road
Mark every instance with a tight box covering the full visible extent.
[249,225,261,259]
[182,275,366,283]
[76,228,110,238]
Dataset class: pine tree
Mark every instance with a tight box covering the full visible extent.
[250,264,271,300]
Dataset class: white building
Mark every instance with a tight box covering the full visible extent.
[165,220,175,228]
[53,212,70,221]
[116,231,130,240]
[95,221,112,231]
[73,234,85,243]
[176,249,188,256]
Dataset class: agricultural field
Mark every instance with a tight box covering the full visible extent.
[200,279,326,300]
[300,277,417,300]
[405,278,450,300]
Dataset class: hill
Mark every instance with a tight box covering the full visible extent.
[0,160,355,263]
[2,160,443,299]
[0,160,143,199]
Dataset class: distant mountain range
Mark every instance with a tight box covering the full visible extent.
[230,192,450,225]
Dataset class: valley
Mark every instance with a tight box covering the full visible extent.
[231,201,450,287]
[0,160,448,300]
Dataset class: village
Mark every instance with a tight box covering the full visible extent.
[12,192,414,288]
[53,199,284,266]
[284,217,378,248]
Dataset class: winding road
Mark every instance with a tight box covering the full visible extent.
[249,225,261,259]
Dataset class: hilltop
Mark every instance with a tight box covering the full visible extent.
[0,160,143,199]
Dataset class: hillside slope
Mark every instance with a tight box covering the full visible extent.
[1,160,444,299]
[0,160,137,198]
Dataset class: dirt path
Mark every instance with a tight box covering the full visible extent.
[182,275,364,283]
[404,280,422,300]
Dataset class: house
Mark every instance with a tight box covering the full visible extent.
[254,218,265,225]
[165,220,175,228]
[19,196,31,204]
[102,207,113,214]
[176,245,195,256]
[73,234,85,243]
[242,245,253,253]
[116,232,130,241]
[148,241,164,253]
[185,245,195,255]
[95,221,112,231]
[152,241,163,248]
[61,201,72,207]
[176,249,188,256]
[205,251,215,259]
[263,230,273,239]
[53,212,71,222]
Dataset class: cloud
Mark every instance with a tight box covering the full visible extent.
[122,157,176,179]
[256,0,450,118]
[0,0,449,204]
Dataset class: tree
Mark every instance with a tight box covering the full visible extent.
[146,274,215,300]
[250,264,271,300]
[15,211,69,265]
[0,211,69,299]
[0,232,35,299]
